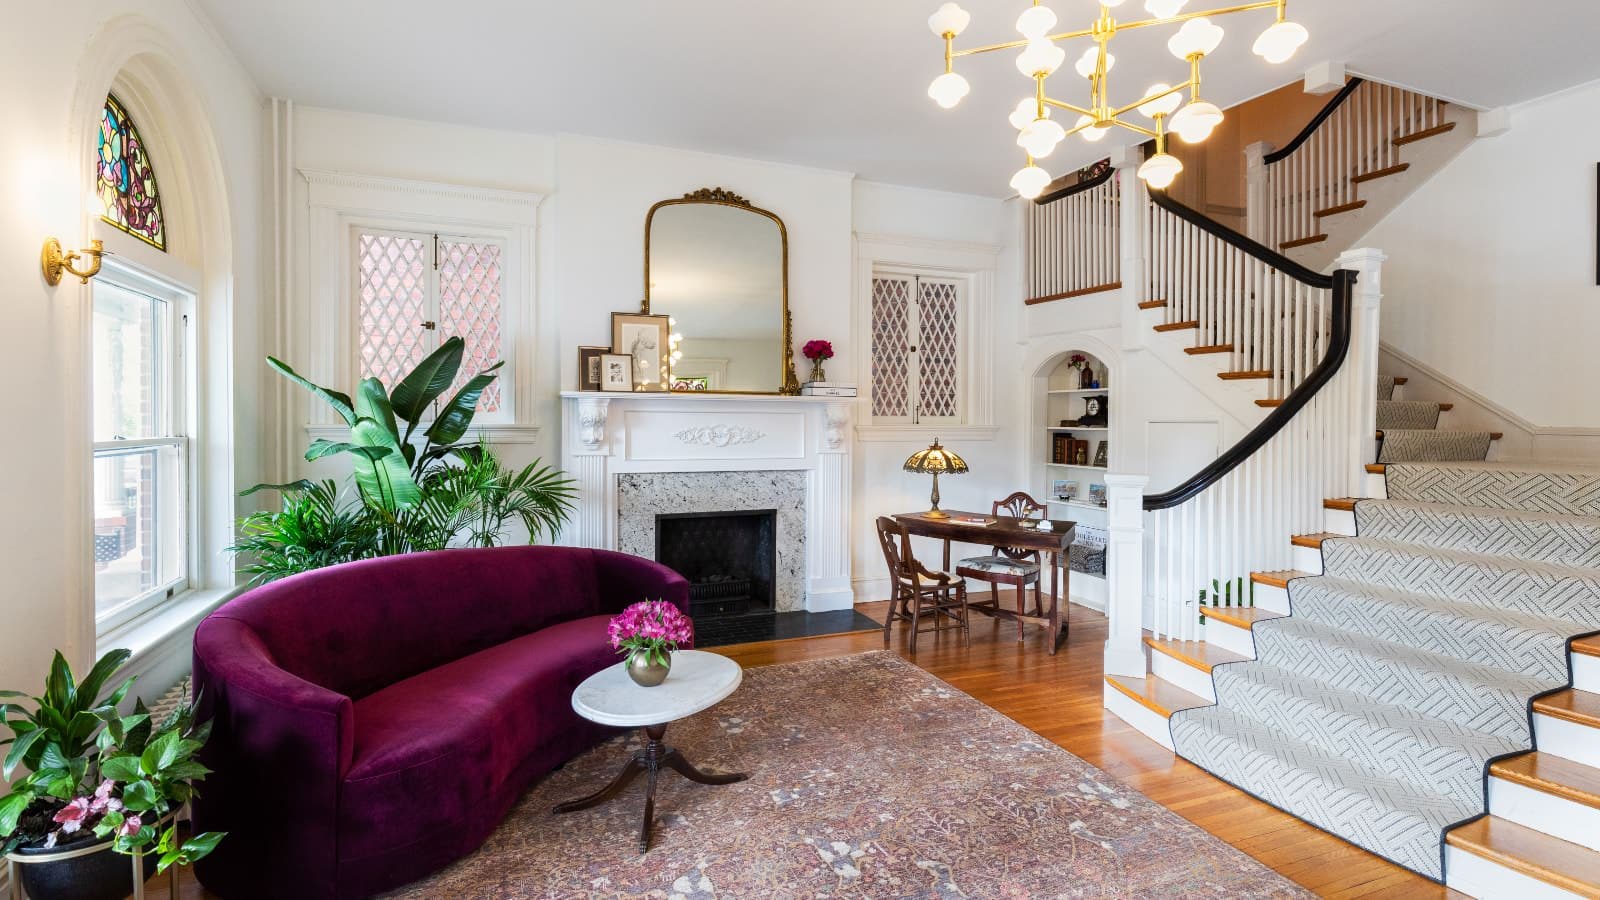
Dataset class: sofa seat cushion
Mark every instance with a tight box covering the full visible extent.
[338,615,619,865]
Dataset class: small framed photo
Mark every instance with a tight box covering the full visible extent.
[1089,483,1107,507]
[599,353,635,392]
[1052,479,1078,501]
[578,346,609,391]
[611,313,672,392]
[1093,440,1109,468]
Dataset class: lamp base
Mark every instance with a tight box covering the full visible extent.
[922,508,951,519]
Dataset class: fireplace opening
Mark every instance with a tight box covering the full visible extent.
[655,510,777,619]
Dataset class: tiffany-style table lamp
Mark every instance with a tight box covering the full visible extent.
[902,438,968,519]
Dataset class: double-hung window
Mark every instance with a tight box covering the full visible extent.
[869,268,966,425]
[91,271,191,630]
[355,228,507,415]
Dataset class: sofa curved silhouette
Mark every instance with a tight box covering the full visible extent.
[190,546,689,899]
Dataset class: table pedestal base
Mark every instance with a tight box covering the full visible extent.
[553,723,747,853]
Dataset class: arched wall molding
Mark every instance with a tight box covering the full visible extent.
[64,13,242,669]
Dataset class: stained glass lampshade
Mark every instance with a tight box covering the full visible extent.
[903,438,969,519]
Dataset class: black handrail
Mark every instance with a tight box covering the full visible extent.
[1262,77,1365,165]
[1150,189,1332,288]
[1034,158,1114,205]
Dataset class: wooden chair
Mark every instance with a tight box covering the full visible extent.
[956,492,1049,642]
[876,516,970,653]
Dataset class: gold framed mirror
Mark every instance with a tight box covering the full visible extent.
[644,188,799,394]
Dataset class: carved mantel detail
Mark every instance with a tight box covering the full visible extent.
[673,424,767,448]
[577,397,611,450]
[823,402,851,451]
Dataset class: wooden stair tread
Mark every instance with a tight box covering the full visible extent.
[1366,463,1387,474]
[1138,299,1169,310]
[1104,673,1209,718]
[1445,816,1600,898]
[1256,398,1284,408]
[1204,605,1286,631]
[1392,376,1409,385]
[1154,320,1200,332]
[1353,163,1411,184]
[1219,370,1273,380]
[1186,343,1233,355]
[1574,635,1600,658]
[1280,234,1329,250]
[1438,402,1454,412]
[1492,752,1600,812]
[1144,636,1249,673]
[1026,282,1122,305]
[1323,498,1360,511]
[1314,200,1368,218]
[1393,121,1458,147]
[1252,569,1311,589]
[1535,688,1600,729]
[1291,532,1342,549]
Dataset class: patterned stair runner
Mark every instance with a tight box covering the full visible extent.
[1376,376,1494,463]
[1170,456,1600,880]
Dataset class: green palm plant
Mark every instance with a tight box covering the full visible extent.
[230,481,381,585]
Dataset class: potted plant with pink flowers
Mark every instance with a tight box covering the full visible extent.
[608,600,694,687]
[801,339,834,384]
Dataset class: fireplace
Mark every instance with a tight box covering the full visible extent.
[656,510,777,619]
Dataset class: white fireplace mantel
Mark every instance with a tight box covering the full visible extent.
[559,391,854,611]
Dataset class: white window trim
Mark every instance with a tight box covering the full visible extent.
[853,232,1000,442]
[299,170,543,442]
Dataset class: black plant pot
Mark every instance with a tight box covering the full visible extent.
[14,833,157,900]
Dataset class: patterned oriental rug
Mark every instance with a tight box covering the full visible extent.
[386,651,1309,898]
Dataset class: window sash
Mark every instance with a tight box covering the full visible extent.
[870,270,965,425]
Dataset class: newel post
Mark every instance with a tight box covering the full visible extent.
[1244,141,1272,243]
[1336,247,1386,496]
[1103,473,1149,679]
[1111,144,1146,348]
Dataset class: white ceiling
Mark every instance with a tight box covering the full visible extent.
[196,0,1600,197]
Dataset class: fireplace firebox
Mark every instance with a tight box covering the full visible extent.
[655,510,777,619]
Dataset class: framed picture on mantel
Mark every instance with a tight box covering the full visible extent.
[612,313,671,392]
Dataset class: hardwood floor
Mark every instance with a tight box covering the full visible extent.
[153,596,1460,898]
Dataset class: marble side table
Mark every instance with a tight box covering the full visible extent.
[553,650,747,852]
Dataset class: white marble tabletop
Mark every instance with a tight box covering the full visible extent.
[572,650,743,728]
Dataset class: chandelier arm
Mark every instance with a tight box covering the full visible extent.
[1111,80,1196,119]
[1112,0,1281,33]
[1109,119,1158,139]
[1042,98,1095,118]
[951,24,1096,59]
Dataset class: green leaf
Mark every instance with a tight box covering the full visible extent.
[267,357,357,426]
[100,755,143,782]
[239,479,316,498]
[350,416,421,511]
[390,337,465,428]
[0,791,32,837]
[77,649,131,710]
[142,729,181,775]
[2,728,45,779]
[121,779,158,813]
[44,652,75,714]
[305,439,362,462]
[159,760,211,782]
[424,362,504,447]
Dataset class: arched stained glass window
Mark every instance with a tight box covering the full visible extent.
[96,94,166,251]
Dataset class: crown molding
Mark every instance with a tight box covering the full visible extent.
[299,168,546,209]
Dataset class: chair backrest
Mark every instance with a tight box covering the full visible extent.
[992,491,1047,560]
[875,515,919,592]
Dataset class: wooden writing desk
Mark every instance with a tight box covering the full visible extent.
[893,511,1076,655]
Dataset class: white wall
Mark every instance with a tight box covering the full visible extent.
[1358,79,1600,429]
[0,3,265,694]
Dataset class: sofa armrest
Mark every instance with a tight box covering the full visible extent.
[191,615,354,899]
[593,548,691,618]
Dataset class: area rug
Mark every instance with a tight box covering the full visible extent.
[386,651,1308,898]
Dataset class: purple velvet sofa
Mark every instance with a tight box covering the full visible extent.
[190,546,689,899]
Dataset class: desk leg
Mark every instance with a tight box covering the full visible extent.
[942,538,951,571]
[1048,551,1062,655]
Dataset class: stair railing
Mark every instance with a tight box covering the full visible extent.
[1255,79,1448,251]
[1023,161,1120,304]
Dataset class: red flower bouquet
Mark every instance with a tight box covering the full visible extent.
[802,339,834,361]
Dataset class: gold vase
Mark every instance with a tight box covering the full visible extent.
[626,651,672,687]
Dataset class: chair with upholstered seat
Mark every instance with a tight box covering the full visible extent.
[956,492,1049,642]
[876,515,970,653]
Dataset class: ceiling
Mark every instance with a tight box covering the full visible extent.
[196,0,1600,197]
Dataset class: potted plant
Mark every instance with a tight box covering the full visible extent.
[801,339,834,384]
[1,650,225,900]
[608,600,694,687]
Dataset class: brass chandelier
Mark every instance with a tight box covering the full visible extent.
[926,0,1310,198]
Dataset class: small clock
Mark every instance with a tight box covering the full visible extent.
[1079,394,1109,427]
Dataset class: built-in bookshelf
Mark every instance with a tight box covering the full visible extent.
[1034,350,1111,611]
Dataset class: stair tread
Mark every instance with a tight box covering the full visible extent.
[1393,121,1458,147]
[1154,320,1200,332]
[1144,636,1250,672]
[1393,376,1409,385]
[1314,199,1368,218]
[1186,343,1234,355]
[1138,299,1168,310]
[1204,605,1286,630]
[1353,163,1411,184]
[1280,234,1329,250]
[1251,569,1312,589]
[1324,497,1360,511]
[1535,688,1600,729]
[1446,815,1600,898]
[1366,463,1387,474]
[1219,370,1273,380]
[1575,635,1600,658]
[1291,532,1343,549]
[1104,673,1209,718]
[1257,398,1284,408]
[1492,752,1600,811]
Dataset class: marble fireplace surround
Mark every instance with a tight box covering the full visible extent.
[559,392,853,612]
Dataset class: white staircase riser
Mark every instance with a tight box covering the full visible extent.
[1324,508,1357,535]
[1292,544,1324,574]
[1488,777,1600,852]
[1445,845,1586,900]
[1534,713,1600,769]
[1151,652,1217,701]
[1364,472,1388,498]
[1573,653,1599,693]
[1204,617,1257,658]
[1254,582,1291,615]
[1103,682,1176,751]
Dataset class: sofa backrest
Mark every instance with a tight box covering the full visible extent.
[211,546,612,699]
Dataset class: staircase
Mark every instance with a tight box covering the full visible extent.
[1105,374,1600,896]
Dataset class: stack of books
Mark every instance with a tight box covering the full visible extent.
[800,381,857,397]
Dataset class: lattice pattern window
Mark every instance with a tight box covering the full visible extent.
[356,230,506,414]
[96,94,166,250]
[870,272,964,424]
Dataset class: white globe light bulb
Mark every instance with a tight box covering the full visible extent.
[1010,163,1052,199]
[1015,5,1058,39]
[1138,152,1183,189]
[1137,83,1183,119]
[1009,98,1044,131]
[927,71,971,109]
[1075,114,1108,142]
[1170,99,1223,142]
[1098,0,1129,6]
[1145,0,1186,17]
[1015,38,1067,77]
[927,2,972,37]
[1017,117,1067,158]
[1253,20,1309,64]
[1074,46,1115,79]
[1168,16,1224,60]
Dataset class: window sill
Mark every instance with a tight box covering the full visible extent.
[855,425,1001,443]
[97,585,238,669]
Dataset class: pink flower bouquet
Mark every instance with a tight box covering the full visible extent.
[801,339,834,361]
[608,600,693,668]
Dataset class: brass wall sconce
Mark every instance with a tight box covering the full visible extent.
[41,238,105,286]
